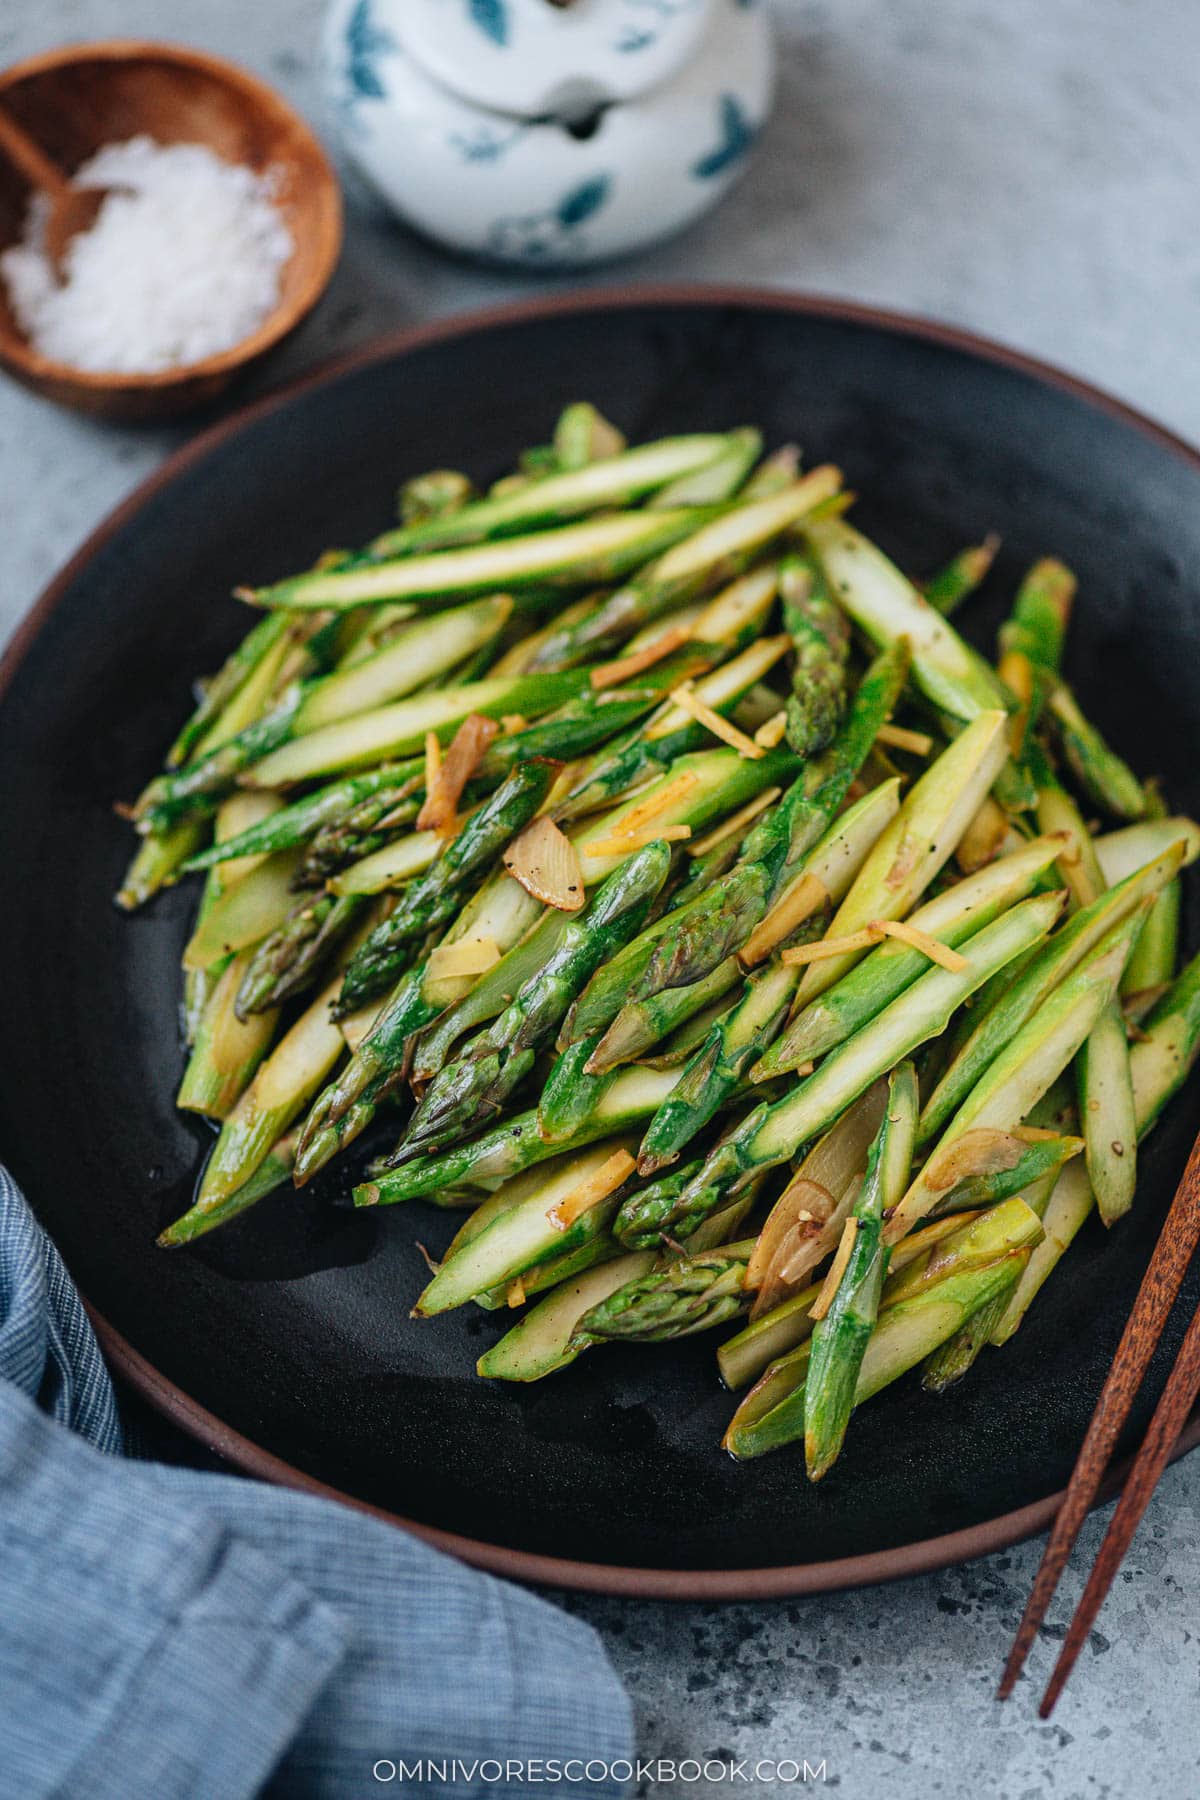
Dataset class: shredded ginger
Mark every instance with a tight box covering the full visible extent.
[1,136,293,374]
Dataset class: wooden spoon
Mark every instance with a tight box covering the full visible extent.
[0,105,116,279]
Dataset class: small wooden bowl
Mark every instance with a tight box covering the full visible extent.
[0,41,342,420]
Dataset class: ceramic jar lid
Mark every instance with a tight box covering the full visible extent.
[393,0,718,118]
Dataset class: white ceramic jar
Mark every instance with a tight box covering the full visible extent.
[320,0,775,267]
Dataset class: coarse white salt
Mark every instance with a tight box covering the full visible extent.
[1,135,294,375]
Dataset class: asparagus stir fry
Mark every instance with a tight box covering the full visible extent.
[119,404,1200,1482]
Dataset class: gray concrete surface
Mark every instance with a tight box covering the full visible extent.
[1,2,1198,1794]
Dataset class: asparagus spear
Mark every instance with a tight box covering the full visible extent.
[920,1290,1012,1392]
[792,709,1010,1005]
[240,668,585,791]
[168,973,351,1237]
[1046,682,1147,821]
[182,847,308,972]
[753,833,1068,1080]
[553,631,789,821]
[180,762,424,874]
[997,557,1074,672]
[1124,946,1200,1135]
[1036,777,1141,1224]
[335,759,556,1015]
[397,468,474,525]
[166,610,294,768]
[247,507,716,611]
[395,841,674,1157]
[1121,794,1181,1002]
[477,1250,657,1382]
[887,908,1146,1242]
[364,436,732,559]
[135,599,511,829]
[328,827,451,898]
[804,516,1013,728]
[716,1212,983,1390]
[297,788,422,885]
[612,1157,708,1248]
[568,1241,758,1346]
[177,949,280,1118]
[778,553,851,756]
[413,1140,640,1315]
[525,471,842,671]
[916,840,1187,1146]
[550,402,627,470]
[577,643,912,1025]
[990,947,1200,1340]
[157,1129,299,1248]
[724,1198,1043,1460]
[236,893,368,1017]
[298,792,661,1182]
[357,1065,681,1207]
[648,428,762,505]
[115,816,207,911]
[1076,998,1139,1226]
[405,744,797,1090]
[804,1061,918,1480]
[600,774,900,1075]
[670,893,1062,1231]
[914,1129,1083,1216]
[739,443,800,499]
[923,537,1000,618]
[293,955,447,1183]
[1094,815,1200,885]
[631,783,907,1166]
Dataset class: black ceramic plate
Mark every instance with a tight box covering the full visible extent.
[4,288,1199,1598]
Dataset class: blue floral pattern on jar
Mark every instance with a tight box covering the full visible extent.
[488,176,613,265]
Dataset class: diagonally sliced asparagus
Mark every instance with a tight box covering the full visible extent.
[647,428,763,507]
[716,1212,983,1391]
[336,759,557,1015]
[916,840,1188,1146]
[778,552,851,756]
[804,1061,919,1480]
[477,1250,657,1382]
[524,471,842,671]
[413,1140,639,1316]
[887,908,1147,1242]
[357,1065,682,1207]
[923,537,1000,618]
[675,892,1062,1229]
[792,709,1009,1005]
[396,841,674,1158]
[182,847,307,972]
[133,603,501,828]
[990,947,1200,1342]
[242,668,586,788]
[755,833,1068,1080]
[723,1198,1043,1460]
[366,434,734,557]
[804,516,1012,726]
[248,507,717,611]
[569,1240,759,1346]
[181,761,424,875]
[1094,816,1200,886]
[630,782,904,1166]
[167,971,352,1238]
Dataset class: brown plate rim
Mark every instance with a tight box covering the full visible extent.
[7,281,1200,1599]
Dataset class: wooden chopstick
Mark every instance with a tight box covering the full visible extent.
[1037,1299,1200,1715]
[998,1127,1200,1708]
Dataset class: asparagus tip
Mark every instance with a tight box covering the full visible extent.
[636,1149,675,1179]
